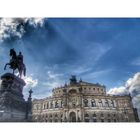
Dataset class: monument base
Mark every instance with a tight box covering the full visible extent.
[0,73,27,122]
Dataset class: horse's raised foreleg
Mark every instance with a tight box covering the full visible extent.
[4,63,9,70]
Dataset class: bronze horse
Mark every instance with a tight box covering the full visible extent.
[4,49,26,78]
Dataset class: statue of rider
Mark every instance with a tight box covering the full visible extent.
[4,49,26,78]
[17,52,24,64]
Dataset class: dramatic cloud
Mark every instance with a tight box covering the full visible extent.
[26,18,44,27]
[23,75,38,88]
[108,86,128,95]
[125,73,140,97]
[0,18,44,42]
[108,72,140,116]
[108,73,140,95]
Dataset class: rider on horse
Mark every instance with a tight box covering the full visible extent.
[17,52,24,64]
[4,49,26,78]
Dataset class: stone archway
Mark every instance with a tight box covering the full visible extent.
[69,112,76,122]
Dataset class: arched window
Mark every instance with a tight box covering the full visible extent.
[85,114,89,117]
[101,119,104,122]
[55,114,58,118]
[43,104,46,109]
[60,101,63,108]
[91,99,96,107]
[50,114,52,118]
[46,103,49,109]
[98,99,103,107]
[93,119,97,122]
[100,113,104,117]
[108,119,111,122]
[84,99,88,107]
[105,99,109,107]
[108,114,110,117]
[93,114,96,118]
[111,100,115,107]
[55,101,59,108]
[84,113,89,122]
[92,113,97,122]
[114,119,117,122]
[50,102,53,108]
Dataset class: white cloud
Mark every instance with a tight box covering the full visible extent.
[27,18,44,27]
[108,86,128,95]
[23,75,38,88]
[108,72,140,116]
[0,18,44,42]
[125,72,140,94]
[108,72,140,95]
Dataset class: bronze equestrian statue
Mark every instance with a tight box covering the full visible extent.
[4,49,26,78]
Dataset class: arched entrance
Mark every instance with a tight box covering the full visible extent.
[69,112,76,122]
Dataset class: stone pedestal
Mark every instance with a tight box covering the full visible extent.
[0,73,27,122]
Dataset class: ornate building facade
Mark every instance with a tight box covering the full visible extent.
[32,76,139,122]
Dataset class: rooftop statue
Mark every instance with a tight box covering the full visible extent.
[4,48,26,78]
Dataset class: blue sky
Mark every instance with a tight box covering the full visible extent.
[0,18,140,100]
